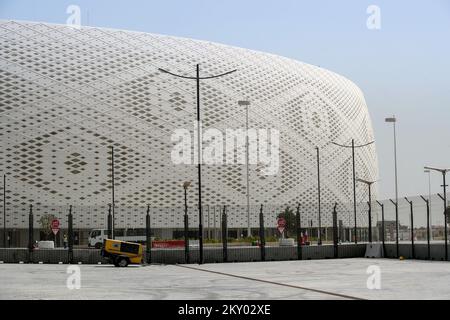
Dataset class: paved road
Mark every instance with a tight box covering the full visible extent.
[1,258,449,299]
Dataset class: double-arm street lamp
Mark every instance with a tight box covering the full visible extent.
[423,166,449,261]
[331,139,375,243]
[159,64,237,265]
[356,178,377,243]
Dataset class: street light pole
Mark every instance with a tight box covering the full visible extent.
[238,100,251,238]
[110,146,115,240]
[424,166,449,261]
[331,139,374,244]
[159,64,237,265]
[316,147,322,245]
[385,116,399,256]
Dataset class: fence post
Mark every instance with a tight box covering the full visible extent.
[146,204,152,264]
[296,203,302,260]
[222,206,228,263]
[375,201,386,257]
[404,197,415,259]
[68,205,73,264]
[333,203,338,258]
[28,204,33,263]
[259,204,266,262]
[420,196,431,260]
[107,204,112,239]
[184,208,190,264]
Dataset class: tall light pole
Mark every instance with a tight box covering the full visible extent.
[316,147,322,245]
[424,166,449,261]
[356,178,377,243]
[238,100,251,238]
[331,139,375,244]
[110,146,115,240]
[159,64,237,265]
[424,169,433,240]
[385,116,399,255]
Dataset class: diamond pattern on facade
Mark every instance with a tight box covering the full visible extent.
[0,20,378,229]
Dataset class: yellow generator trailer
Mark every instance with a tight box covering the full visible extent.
[101,239,143,267]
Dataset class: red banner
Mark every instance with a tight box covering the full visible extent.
[152,240,185,248]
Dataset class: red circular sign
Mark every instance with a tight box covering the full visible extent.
[277,217,286,228]
[51,219,60,229]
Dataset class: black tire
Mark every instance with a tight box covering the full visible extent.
[116,257,129,267]
[94,243,102,249]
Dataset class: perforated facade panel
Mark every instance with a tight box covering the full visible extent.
[0,20,378,229]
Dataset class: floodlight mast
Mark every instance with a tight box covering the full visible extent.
[331,139,375,243]
[159,65,237,265]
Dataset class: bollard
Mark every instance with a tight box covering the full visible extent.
[296,204,302,260]
[259,204,266,262]
[146,204,152,264]
[107,204,112,240]
[332,203,338,258]
[68,205,73,264]
[221,206,228,263]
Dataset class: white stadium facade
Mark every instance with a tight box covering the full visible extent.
[0,20,378,244]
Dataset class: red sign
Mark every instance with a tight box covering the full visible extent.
[277,217,286,235]
[51,219,60,235]
[152,240,185,248]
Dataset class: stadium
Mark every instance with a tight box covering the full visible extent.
[0,20,378,245]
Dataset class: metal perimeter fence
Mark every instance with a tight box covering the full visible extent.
[1,202,375,248]
[0,200,448,264]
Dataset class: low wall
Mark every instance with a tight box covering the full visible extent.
[0,244,366,265]
[1,243,447,264]
[383,243,450,261]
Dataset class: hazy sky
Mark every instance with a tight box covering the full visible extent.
[1,0,449,200]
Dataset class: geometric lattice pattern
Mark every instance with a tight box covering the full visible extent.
[0,20,378,228]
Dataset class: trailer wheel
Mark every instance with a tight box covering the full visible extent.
[117,257,129,267]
